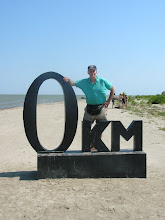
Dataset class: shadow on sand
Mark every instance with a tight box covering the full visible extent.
[0,171,38,181]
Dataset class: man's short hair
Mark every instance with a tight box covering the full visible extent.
[88,65,97,70]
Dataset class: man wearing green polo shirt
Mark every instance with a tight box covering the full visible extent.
[64,65,115,123]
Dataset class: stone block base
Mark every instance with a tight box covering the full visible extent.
[37,151,146,179]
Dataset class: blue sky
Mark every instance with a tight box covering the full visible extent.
[0,0,165,95]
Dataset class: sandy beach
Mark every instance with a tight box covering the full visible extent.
[0,99,165,220]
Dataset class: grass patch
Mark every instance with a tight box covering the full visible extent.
[157,111,165,117]
[126,95,165,119]
[159,127,165,131]
[148,95,165,104]
[135,95,152,100]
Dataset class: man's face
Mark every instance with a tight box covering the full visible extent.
[88,69,97,77]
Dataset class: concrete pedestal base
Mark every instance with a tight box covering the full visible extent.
[38,151,146,179]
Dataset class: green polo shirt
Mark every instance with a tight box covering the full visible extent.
[75,77,112,105]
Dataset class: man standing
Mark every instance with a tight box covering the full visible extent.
[64,65,115,123]
[64,65,115,151]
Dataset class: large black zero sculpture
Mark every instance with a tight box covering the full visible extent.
[23,72,78,152]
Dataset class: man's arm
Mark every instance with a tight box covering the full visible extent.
[104,86,115,108]
[63,77,75,86]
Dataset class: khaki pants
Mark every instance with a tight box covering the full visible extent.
[83,106,108,123]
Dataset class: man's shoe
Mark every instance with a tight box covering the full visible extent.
[91,147,97,152]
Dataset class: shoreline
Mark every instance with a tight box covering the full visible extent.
[0,94,86,110]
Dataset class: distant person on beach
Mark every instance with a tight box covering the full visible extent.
[112,93,116,108]
[124,94,128,108]
[64,65,115,151]
[122,92,128,108]
[119,93,123,108]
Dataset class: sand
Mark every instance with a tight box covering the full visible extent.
[0,100,165,220]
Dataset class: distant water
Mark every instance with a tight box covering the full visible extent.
[0,94,85,109]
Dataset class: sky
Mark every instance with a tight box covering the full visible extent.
[0,0,165,95]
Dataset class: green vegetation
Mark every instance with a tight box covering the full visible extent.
[159,127,165,131]
[135,95,152,100]
[125,94,165,120]
[148,95,165,104]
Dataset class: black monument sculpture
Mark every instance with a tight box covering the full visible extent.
[23,72,146,179]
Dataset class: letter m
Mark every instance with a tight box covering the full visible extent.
[111,121,142,152]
